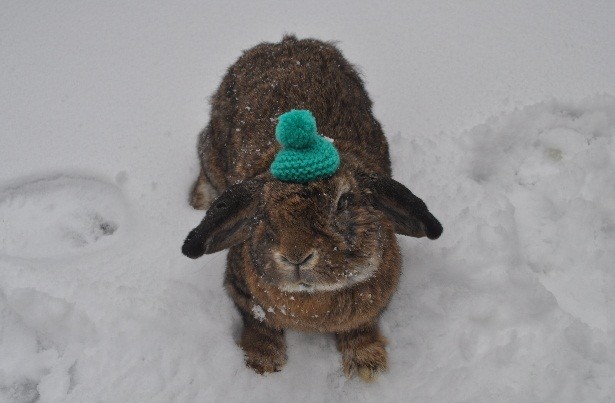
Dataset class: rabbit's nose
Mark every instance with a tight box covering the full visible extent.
[279,249,316,267]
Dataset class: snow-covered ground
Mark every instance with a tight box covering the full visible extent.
[1,2,615,402]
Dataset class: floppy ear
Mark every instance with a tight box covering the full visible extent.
[358,173,443,239]
[182,179,264,258]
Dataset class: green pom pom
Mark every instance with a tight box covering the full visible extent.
[271,109,341,183]
[275,109,317,149]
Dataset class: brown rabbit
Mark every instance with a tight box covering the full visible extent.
[182,35,442,382]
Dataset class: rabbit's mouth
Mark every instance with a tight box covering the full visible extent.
[297,282,313,292]
[275,255,381,293]
[278,281,327,293]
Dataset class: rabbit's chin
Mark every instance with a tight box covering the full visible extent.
[275,256,380,294]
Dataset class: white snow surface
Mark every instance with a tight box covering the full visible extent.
[2,1,615,402]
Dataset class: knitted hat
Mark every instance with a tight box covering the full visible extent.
[270,110,340,183]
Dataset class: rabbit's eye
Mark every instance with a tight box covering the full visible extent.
[336,193,353,211]
[264,228,276,242]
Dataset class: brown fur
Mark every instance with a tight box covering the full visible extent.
[185,35,442,380]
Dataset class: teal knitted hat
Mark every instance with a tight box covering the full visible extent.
[270,109,340,183]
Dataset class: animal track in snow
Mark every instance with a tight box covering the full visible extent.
[0,175,129,259]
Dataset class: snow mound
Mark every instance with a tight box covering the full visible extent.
[0,288,96,402]
[467,95,615,333]
[0,175,129,259]
[382,95,615,402]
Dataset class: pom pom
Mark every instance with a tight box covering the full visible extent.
[275,110,317,149]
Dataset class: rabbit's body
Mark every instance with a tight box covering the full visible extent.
[197,35,391,193]
[184,35,442,381]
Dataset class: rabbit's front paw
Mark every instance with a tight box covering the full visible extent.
[240,320,287,374]
[341,340,388,382]
[244,345,287,374]
[336,324,388,382]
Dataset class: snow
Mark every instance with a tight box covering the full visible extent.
[1,1,615,402]
[252,305,266,322]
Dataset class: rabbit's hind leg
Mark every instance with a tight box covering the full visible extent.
[190,168,218,210]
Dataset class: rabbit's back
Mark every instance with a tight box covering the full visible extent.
[199,35,392,193]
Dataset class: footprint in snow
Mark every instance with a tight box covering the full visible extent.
[0,175,128,259]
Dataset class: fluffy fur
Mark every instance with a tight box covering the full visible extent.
[183,35,442,381]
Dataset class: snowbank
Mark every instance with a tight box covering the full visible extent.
[2,96,614,402]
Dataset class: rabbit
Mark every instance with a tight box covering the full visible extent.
[182,35,442,382]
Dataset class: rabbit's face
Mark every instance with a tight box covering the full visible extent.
[249,170,386,293]
[182,164,442,287]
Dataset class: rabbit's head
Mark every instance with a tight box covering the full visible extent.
[182,163,442,293]
[183,109,441,292]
